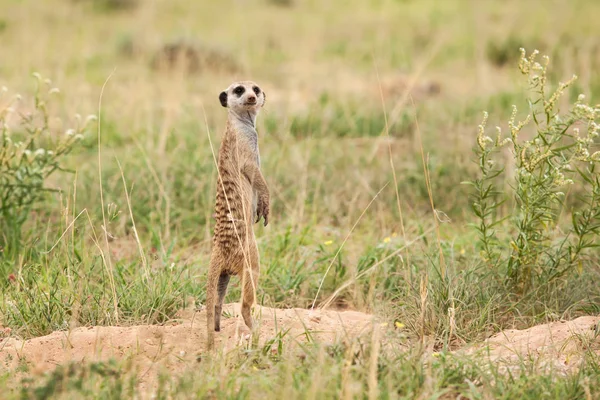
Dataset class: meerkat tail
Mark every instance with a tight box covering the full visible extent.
[206,259,220,350]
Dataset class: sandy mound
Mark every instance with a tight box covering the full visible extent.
[0,303,374,390]
[467,316,600,374]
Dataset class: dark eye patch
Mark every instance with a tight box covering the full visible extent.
[233,86,245,96]
[253,86,261,95]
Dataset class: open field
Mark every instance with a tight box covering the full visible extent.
[1,0,600,398]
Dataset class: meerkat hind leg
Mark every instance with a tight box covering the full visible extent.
[215,272,230,332]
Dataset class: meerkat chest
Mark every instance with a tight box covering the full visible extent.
[239,127,260,166]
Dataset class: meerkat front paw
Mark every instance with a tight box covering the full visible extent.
[256,196,270,226]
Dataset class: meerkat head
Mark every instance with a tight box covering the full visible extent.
[219,81,266,113]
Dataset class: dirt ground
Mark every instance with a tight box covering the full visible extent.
[466,316,600,375]
[0,303,375,391]
[1,305,599,392]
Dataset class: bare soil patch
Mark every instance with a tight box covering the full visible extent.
[3,305,598,393]
[0,304,374,391]
[466,316,600,375]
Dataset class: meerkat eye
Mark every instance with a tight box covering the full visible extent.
[253,86,261,95]
[233,86,245,96]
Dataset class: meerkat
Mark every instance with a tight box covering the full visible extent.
[206,80,270,350]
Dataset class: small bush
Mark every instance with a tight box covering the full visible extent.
[0,74,95,258]
[151,41,240,74]
[74,0,139,12]
[486,35,543,67]
[267,0,295,7]
[470,49,600,293]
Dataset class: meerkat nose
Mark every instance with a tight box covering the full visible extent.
[248,95,256,102]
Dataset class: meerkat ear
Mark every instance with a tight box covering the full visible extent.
[219,91,228,108]
[262,91,266,107]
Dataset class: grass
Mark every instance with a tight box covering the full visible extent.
[8,343,600,399]
[1,0,600,398]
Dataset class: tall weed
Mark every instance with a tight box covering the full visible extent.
[471,49,600,293]
[0,74,94,258]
